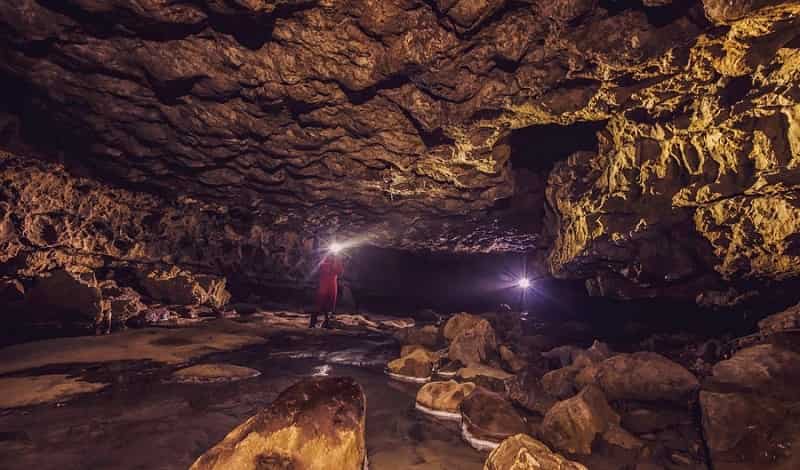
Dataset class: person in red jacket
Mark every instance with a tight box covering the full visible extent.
[310,252,344,328]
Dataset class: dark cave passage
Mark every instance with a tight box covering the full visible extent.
[508,121,607,172]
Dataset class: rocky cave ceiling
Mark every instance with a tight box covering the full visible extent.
[1,0,800,304]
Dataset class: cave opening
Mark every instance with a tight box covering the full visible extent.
[508,120,606,172]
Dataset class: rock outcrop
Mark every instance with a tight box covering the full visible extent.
[0,1,798,303]
[190,377,367,470]
[484,434,587,470]
[415,380,476,420]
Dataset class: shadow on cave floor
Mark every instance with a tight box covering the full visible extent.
[0,323,485,470]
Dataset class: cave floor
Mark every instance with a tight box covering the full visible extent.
[0,313,485,470]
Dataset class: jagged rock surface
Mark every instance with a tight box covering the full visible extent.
[0,1,798,301]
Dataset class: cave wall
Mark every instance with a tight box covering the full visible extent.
[0,0,799,309]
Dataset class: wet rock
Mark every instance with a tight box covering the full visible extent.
[190,377,366,470]
[400,344,433,357]
[710,344,800,399]
[387,348,438,382]
[26,269,107,325]
[508,365,557,415]
[99,281,148,328]
[443,313,483,342]
[394,325,441,349]
[138,266,230,309]
[541,366,580,399]
[460,387,530,451]
[172,363,261,384]
[499,344,527,373]
[484,434,588,470]
[448,319,498,367]
[541,385,620,455]
[758,303,800,336]
[573,340,613,367]
[415,380,476,420]
[576,352,699,402]
[456,364,513,394]
[0,374,108,408]
[485,309,523,343]
[541,345,583,368]
[539,0,598,22]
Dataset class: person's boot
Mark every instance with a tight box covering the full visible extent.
[322,312,333,329]
[308,313,318,329]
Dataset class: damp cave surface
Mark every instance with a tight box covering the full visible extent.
[2,1,800,469]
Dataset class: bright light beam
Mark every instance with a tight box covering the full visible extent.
[517,277,531,289]
[328,242,343,254]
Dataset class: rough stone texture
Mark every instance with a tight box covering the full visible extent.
[541,366,581,400]
[0,1,798,304]
[394,325,442,349]
[700,391,784,453]
[758,302,800,336]
[461,387,529,447]
[415,380,476,415]
[172,363,261,384]
[190,377,366,470]
[443,313,483,342]
[576,352,700,402]
[138,266,231,309]
[448,318,498,366]
[387,347,437,380]
[710,344,800,399]
[484,434,588,470]
[540,385,620,455]
[456,364,513,394]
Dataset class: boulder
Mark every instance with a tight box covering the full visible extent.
[387,348,437,382]
[394,324,441,349]
[415,380,476,420]
[621,406,691,434]
[456,364,514,394]
[499,344,527,373]
[27,269,107,324]
[540,385,620,455]
[138,266,230,309]
[758,303,800,336]
[508,365,557,415]
[699,391,784,453]
[448,319,498,366]
[576,352,699,402]
[540,366,580,399]
[443,312,483,342]
[710,344,800,399]
[190,377,366,470]
[541,345,583,368]
[460,387,529,451]
[99,281,148,327]
[484,434,588,470]
[572,340,612,368]
[485,308,523,343]
[172,363,261,384]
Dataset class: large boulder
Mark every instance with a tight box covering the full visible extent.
[190,377,366,470]
[138,266,230,309]
[699,391,785,454]
[99,281,148,327]
[541,366,581,400]
[710,344,800,399]
[499,344,527,373]
[415,380,476,420]
[26,269,107,324]
[507,365,557,415]
[448,319,498,366]
[387,348,438,382]
[460,387,530,451]
[443,313,483,342]
[456,364,514,394]
[576,352,699,402]
[540,385,620,455]
[484,434,588,470]
[394,324,442,349]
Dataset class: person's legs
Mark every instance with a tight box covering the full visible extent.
[321,311,332,329]
[309,311,319,328]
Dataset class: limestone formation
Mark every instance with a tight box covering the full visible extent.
[387,347,438,382]
[448,319,498,367]
[0,2,798,305]
[460,387,530,451]
[190,377,366,470]
[540,385,620,455]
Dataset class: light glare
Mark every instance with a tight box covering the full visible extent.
[517,278,531,289]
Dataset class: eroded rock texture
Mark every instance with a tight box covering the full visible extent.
[1,1,799,302]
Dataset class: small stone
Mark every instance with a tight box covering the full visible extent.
[387,348,438,382]
[172,363,261,383]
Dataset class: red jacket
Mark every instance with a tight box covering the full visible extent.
[316,255,344,312]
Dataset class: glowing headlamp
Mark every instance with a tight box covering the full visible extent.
[328,242,343,254]
[517,278,531,289]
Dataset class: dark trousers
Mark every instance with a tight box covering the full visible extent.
[309,311,334,328]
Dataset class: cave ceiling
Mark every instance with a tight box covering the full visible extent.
[1,0,800,302]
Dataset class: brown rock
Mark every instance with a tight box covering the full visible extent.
[499,344,527,373]
[758,303,800,336]
[190,377,366,470]
[576,352,699,402]
[443,313,483,342]
[27,269,107,324]
[484,434,588,470]
[456,364,514,394]
[448,319,498,367]
[415,380,476,418]
[172,363,261,384]
[394,325,442,349]
[710,344,800,399]
[541,366,580,399]
[460,387,530,451]
[138,266,230,309]
[541,385,620,455]
[387,348,438,382]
